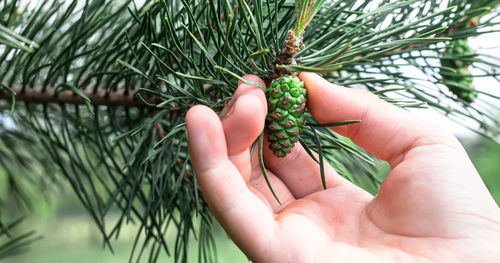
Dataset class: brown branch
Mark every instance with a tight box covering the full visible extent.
[0,84,155,107]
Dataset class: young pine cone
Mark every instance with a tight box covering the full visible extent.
[266,75,307,157]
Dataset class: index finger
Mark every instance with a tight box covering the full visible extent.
[300,72,459,167]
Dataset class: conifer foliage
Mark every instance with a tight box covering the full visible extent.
[0,0,499,262]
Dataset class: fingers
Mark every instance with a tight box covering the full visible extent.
[218,74,297,209]
[186,105,275,257]
[219,74,266,121]
[187,105,228,173]
[262,137,346,199]
[250,169,296,212]
[228,75,347,198]
[220,75,267,181]
[222,93,265,155]
[300,72,458,167]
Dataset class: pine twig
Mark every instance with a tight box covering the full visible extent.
[0,84,154,108]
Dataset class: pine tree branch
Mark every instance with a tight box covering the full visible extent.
[0,85,153,108]
[1,1,499,262]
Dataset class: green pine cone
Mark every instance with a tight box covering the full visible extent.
[447,71,478,103]
[440,39,478,103]
[266,75,307,157]
[441,39,475,68]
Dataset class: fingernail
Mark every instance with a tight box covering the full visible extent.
[220,97,237,120]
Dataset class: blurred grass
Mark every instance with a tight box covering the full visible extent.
[1,136,499,262]
[1,209,248,263]
[0,186,247,262]
[466,138,500,205]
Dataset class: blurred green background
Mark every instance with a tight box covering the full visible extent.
[1,135,499,263]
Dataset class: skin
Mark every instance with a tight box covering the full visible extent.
[185,72,500,263]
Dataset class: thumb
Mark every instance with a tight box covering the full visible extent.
[300,72,450,167]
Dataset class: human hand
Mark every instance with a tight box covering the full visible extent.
[186,72,500,262]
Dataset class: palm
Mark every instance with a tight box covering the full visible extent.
[259,180,373,262]
[187,73,500,263]
[251,147,500,262]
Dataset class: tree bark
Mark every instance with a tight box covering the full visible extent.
[0,84,151,107]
